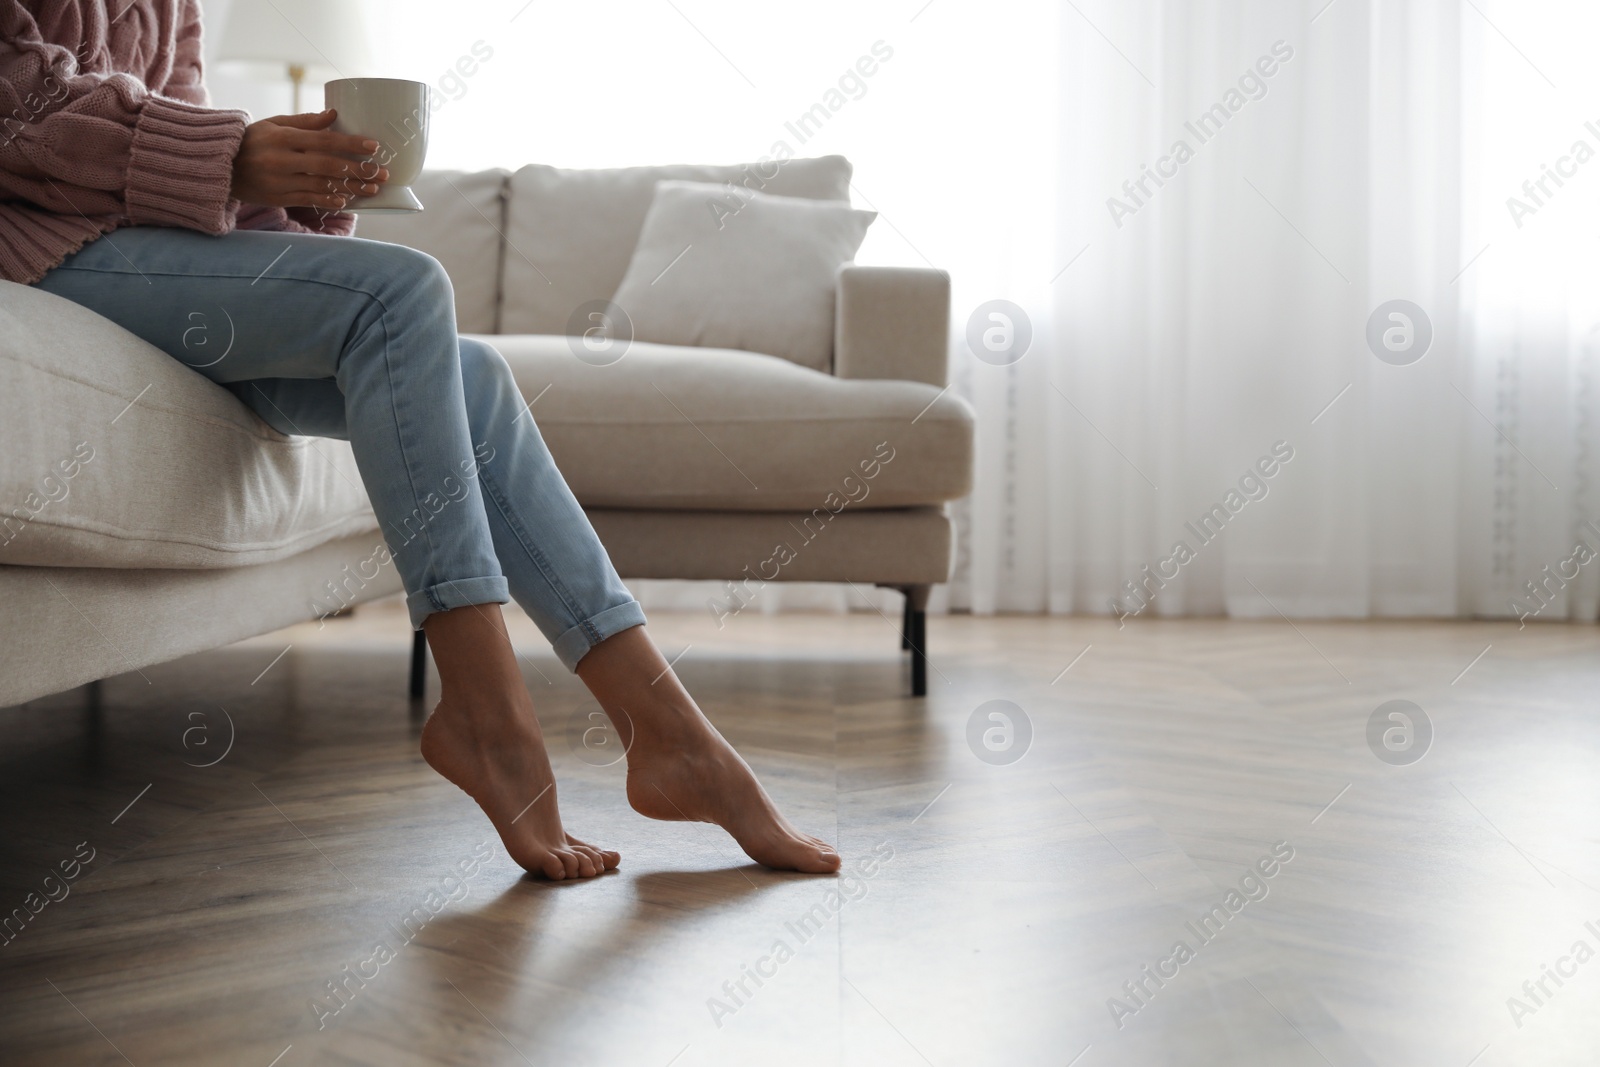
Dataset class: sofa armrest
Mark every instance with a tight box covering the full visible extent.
[833,265,950,386]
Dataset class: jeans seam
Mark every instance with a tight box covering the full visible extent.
[479,464,597,636]
[431,575,506,604]
[366,305,450,612]
[48,263,399,308]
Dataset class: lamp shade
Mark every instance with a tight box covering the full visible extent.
[214,0,375,78]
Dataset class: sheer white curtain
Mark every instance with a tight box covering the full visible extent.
[952,0,1600,623]
[1455,2,1600,623]
[208,0,1600,622]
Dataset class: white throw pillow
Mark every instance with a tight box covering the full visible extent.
[500,157,853,335]
[609,180,875,373]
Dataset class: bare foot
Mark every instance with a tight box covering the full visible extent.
[420,695,619,881]
[573,625,838,874]
[419,606,618,882]
[622,704,840,875]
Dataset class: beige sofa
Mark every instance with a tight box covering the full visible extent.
[0,157,972,707]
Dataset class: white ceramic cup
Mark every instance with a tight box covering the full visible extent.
[323,78,430,213]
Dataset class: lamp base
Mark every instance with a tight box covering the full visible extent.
[288,62,305,114]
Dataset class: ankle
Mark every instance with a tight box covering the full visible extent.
[440,682,534,725]
[422,605,536,709]
[624,699,710,751]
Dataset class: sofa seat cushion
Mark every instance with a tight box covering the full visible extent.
[0,282,378,569]
[475,334,973,511]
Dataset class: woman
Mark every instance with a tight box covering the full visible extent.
[0,1,838,880]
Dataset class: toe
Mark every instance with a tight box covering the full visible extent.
[557,848,582,880]
[539,853,568,881]
[571,847,600,878]
[565,833,621,872]
[584,848,620,871]
[805,844,842,873]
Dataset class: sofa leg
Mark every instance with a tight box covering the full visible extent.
[84,678,106,770]
[910,611,927,697]
[409,630,428,698]
[902,585,931,698]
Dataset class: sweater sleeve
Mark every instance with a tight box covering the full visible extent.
[0,0,247,234]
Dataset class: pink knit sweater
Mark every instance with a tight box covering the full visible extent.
[0,0,353,285]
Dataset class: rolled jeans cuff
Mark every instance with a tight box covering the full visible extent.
[407,575,512,630]
[552,600,648,673]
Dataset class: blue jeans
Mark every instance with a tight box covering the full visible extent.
[34,226,645,671]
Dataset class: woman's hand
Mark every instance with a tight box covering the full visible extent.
[229,110,390,210]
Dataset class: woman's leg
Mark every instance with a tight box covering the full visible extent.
[40,225,838,876]
[33,228,505,622]
[450,339,840,872]
[241,342,838,873]
[239,362,622,880]
[32,229,612,879]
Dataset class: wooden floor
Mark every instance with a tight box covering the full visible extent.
[2,601,1598,1066]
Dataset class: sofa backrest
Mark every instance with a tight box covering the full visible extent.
[353,168,508,334]
[355,157,853,338]
[497,157,852,336]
